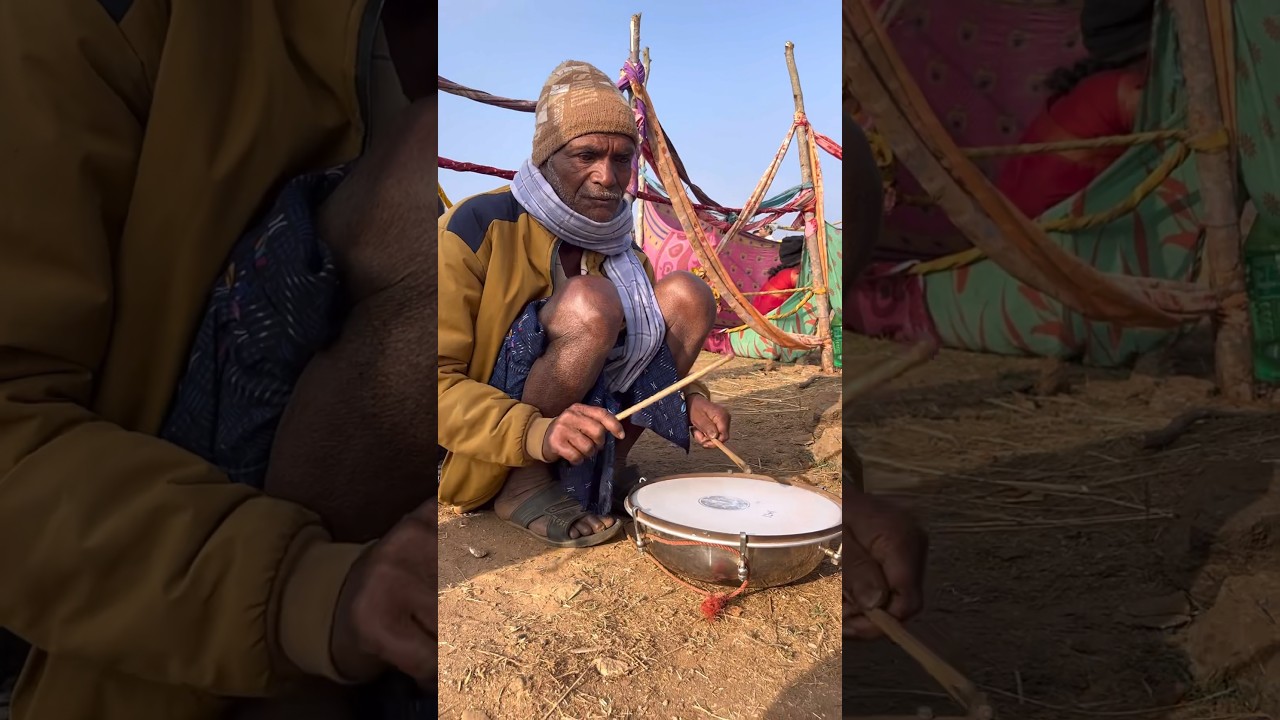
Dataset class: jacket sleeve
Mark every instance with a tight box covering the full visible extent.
[0,2,363,695]
[437,227,554,466]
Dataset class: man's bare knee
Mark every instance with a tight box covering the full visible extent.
[656,271,717,330]
[543,275,624,343]
[316,101,436,300]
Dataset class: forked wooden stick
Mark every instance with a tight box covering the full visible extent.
[863,608,993,720]
[617,354,734,421]
[707,436,752,473]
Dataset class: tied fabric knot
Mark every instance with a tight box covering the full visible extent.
[618,60,650,195]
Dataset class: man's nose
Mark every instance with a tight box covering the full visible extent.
[591,160,617,189]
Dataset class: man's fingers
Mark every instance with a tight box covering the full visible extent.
[568,414,608,447]
[379,626,436,687]
[555,438,584,465]
[880,536,928,621]
[691,427,719,449]
[550,419,596,465]
[574,404,625,439]
[842,610,883,640]
[563,430,596,465]
[361,593,436,687]
[842,532,889,614]
[715,412,730,442]
[885,587,923,624]
[567,424,606,460]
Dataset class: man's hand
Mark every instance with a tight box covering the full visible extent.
[688,393,731,449]
[541,403,626,465]
[330,500,437,686]
[843,490,927,639]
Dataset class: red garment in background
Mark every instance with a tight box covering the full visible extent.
[751,266,800,315]
[995,68,1146,220]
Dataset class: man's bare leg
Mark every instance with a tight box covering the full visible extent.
[614,270,719,464]
[262,101,438,543]
[492,275,624,539]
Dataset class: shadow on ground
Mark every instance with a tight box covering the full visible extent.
[840,344,1280,719]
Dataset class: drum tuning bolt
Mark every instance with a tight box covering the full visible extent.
[823,543,843,566]
[736,533,749,582]
[632,519,647,554]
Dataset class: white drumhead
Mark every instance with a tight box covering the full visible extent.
[630,475,841,536]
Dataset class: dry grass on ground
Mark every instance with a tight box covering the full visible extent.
[439,353,843,720]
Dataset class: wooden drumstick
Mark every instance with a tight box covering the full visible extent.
[864,608,993,719]
[842,338,938,416]
[616,354,734,422]
[707,436,752,473]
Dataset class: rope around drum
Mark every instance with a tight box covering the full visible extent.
[639,534,750,621]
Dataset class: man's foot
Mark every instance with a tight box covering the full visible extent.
[494,464,618,546]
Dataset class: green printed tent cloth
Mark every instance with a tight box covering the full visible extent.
[875,3,1278,367]
[708,221,843,361]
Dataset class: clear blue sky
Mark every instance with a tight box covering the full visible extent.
[438,1,842,225]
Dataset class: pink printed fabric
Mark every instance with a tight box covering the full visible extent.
[639,199,778,329]
[875,1,1088,245]
[845,263,940,344]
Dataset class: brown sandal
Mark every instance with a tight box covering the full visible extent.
[506,485,622,548]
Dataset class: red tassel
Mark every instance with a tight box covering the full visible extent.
[700,593,728,621]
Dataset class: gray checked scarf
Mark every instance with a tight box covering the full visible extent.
[510,158,666,393]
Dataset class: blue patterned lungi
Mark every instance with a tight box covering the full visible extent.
[489,298,691,515]
[161,167,349,486]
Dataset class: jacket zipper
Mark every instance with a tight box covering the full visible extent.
[355,0,387,152]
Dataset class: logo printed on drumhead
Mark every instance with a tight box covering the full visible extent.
[698,495,750,511]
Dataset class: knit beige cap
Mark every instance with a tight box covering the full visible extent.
[531,60,640,167]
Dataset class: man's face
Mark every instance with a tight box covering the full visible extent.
[541,133,636,222]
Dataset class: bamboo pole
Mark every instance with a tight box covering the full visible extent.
[628,80,819,351]
[635,47,650,239]
[625,14,641,103]
[1169,0,1252,401]
[626,15,643,241]
[784,42,835,373]
[625,15,642,162]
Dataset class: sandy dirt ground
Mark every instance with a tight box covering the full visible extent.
[842,332,1280,720]
[439,327,1280,720]
[438,353,843,720]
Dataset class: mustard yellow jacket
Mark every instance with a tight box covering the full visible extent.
[0,1,385,717]
[437,187,709,510]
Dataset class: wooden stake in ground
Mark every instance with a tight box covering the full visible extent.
[1169,0,1252,401]
[784,42,835,374]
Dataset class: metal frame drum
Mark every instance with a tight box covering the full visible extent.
[623,472,843,588]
